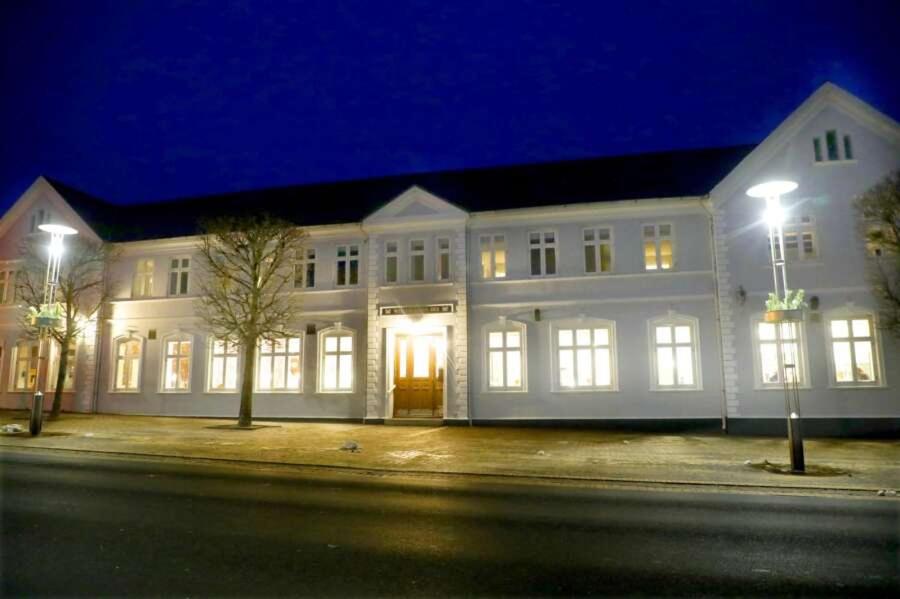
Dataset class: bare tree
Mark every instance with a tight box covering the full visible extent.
[856,169,900,338]
[195,214,305,427]
[16,235,116,418]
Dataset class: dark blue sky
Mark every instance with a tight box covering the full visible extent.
[2,0,899,211]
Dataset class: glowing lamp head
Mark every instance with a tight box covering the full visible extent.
[764,204,785,227]
[746,180,798,199]
[37,224,78,236]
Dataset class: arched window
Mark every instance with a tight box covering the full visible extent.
[483,319,527,391]
[551,319,617,391]
[649,314,701,391]
[112,335,143,392]
[160,333,192,392]
[318,326,355,393]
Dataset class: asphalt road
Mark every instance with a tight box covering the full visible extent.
[1,449,897,597]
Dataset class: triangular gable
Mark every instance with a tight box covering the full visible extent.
[363,185,468,226]
[711,82,900,201]
[0,176,103,243]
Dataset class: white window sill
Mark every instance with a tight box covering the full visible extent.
[254,390,305,395]
[483,388,528,394]
[827,383,886,390]
[316,390,354,395]
[813,159,857,166]
[649,386,703,393]
[204,390,239,395]
[753,384,813,392]
[159,390,192,395]
[552,387,619,393]
[109,389,142,394]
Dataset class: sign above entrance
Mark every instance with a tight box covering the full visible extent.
[380,304,455,316]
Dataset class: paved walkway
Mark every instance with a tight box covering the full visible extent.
[1,411,898,494]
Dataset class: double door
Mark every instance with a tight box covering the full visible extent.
[393,334,443,417]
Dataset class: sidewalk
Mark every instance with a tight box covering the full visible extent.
[1,411,898,494]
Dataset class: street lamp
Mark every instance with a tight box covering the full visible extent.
[29,223,78,436]
[746,180,805,472]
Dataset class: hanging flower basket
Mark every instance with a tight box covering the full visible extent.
[28,302,63,328]
[764,308,804,323]
[764,289,808,323]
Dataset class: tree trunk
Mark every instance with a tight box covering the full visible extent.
[50,337,70,419]
[238,339,256,428]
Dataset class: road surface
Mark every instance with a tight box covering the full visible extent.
[1,448,897,596]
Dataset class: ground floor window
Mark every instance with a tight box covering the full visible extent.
[485,320,526,391]
[47,341,77,392]
[828,315,880,385]
[319,327,354,392]
[555,322,615,390]
[161,334,192,392]
[113,336,143,392]
[753,320,807,388]
[650,316,700,390]
[10,340,39,392]
[257,337,303,391]
[208,338,239,392]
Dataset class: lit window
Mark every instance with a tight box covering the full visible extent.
[207,338,239,392]
[555,323,616,390]
[754,321,807,388]
[643,224,674,271]
[336,245,359,286]
[651,317,700,390]
[436,237,451,281]
[865,224,896,258]
[319,328,354,392]
[0,270,16,304]
[10,340,39,392]
[293,248,316,289]
[529,230,557,276]
[132,259,154,298]
[168,257,190,296]
[480,234,506,279]
[584,227,613,273]
[384,241,398,284]
[770,216,817,261]
[47,341,76,392]
[161,335,192,392]
[828,315,880,385]
[409,239,425,282]
[257,337,302,391]
[485,321,526,391]
[112,336,143,392]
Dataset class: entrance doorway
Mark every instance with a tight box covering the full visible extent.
[393,334,444,418]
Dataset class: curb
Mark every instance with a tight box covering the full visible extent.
[1,443,890,496]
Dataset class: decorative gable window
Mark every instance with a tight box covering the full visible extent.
[480,234,507,279]
[643,224,674,271]
[485,320,526,391]
[813,130,854,163]
[409,240,425,282]
[168,257,190,296]
[336,245,359,286]
[293,248,316,289]
[0,270,17,304]
[257,336,303,392]
[583,227,613,274]
[554,321,617,391]
[650,315,700,390]
[752,320,808,388]
[827,314,882,386]
[132,259,154,298]
[529,231,557,276]
[384,241,399,284]
[112,335,143,392]
[318,326,354,392]
[10,340,39,392]
[436,237,451,281]
[161,334,192,392]
[29,208,50,233]
[207,338,239,392]
[47,341,76,392]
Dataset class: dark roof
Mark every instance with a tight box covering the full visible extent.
[47,144,755,242]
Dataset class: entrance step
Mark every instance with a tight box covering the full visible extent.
[384,418,444,427]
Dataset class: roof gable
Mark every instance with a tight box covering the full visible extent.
[363,185,468,227]
[0,177,102,245]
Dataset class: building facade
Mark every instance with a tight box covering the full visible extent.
[1,84,898,433]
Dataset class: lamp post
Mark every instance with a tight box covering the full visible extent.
[746,181,805,472]
[29,223,78,436]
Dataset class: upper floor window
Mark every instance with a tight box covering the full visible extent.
[753,320,808,389]
[650,316,700,390]
[161,334,192,392]
[132,259,154,298]
[168,257,190,296]
[485,320,526,391]
[865,224,896,258]
[10,340,39,392]
[436,237,451,281]
[480,235,507,279]
[555,322,616,391]
[813,130,854,163]
[772,216,817,262]
[336,245,359,286]
[257,337,303,392]
[643,224,673,271]
[29,209,50,233]
[0,270,17,304]
[319,327,354,392]
[208,338,239,392]
[529,231,557,276]
[47,341,76,392]
[112,336,143,392]
[293,248,317,289]
[827,314,881,386]
[384,241,398,284]
[584,227,613,274]
[409,240,425,282]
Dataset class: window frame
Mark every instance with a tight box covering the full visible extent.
[159,333,193,393]
[772,215,819,262]
[0,269,17,304]
[550,319,618,392]
[335,244,360,287]
[479,234,507,280]
[255,335,304,393]
[9,339,40,392]
[409,239,426,282]
[132,259,155,298]
[483,319,527,393]
[812,130,856,164]
[167,256,191,296]
[750,316,811,390]
[648,314,702,391]
[642,223,675,272]
[528,229,558,277]
[317,326,356,394]
[293,248,317,289]
[436,237,452,282]
[384,240,399,284]
[824,310,886,388]
[206,336,240,393]
[110,334,144,393]
[46,340,77,392]
[582,226,614,275]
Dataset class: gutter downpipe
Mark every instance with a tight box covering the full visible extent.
[465,222,473,427]
[700,196,729,433]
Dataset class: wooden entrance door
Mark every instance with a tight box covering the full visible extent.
[393,334,444,417]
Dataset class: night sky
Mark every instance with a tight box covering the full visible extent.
[2,0,899,212]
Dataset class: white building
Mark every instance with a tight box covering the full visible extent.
[1,83,898,434]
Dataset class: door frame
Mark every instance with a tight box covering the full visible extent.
[385,325,448,419]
